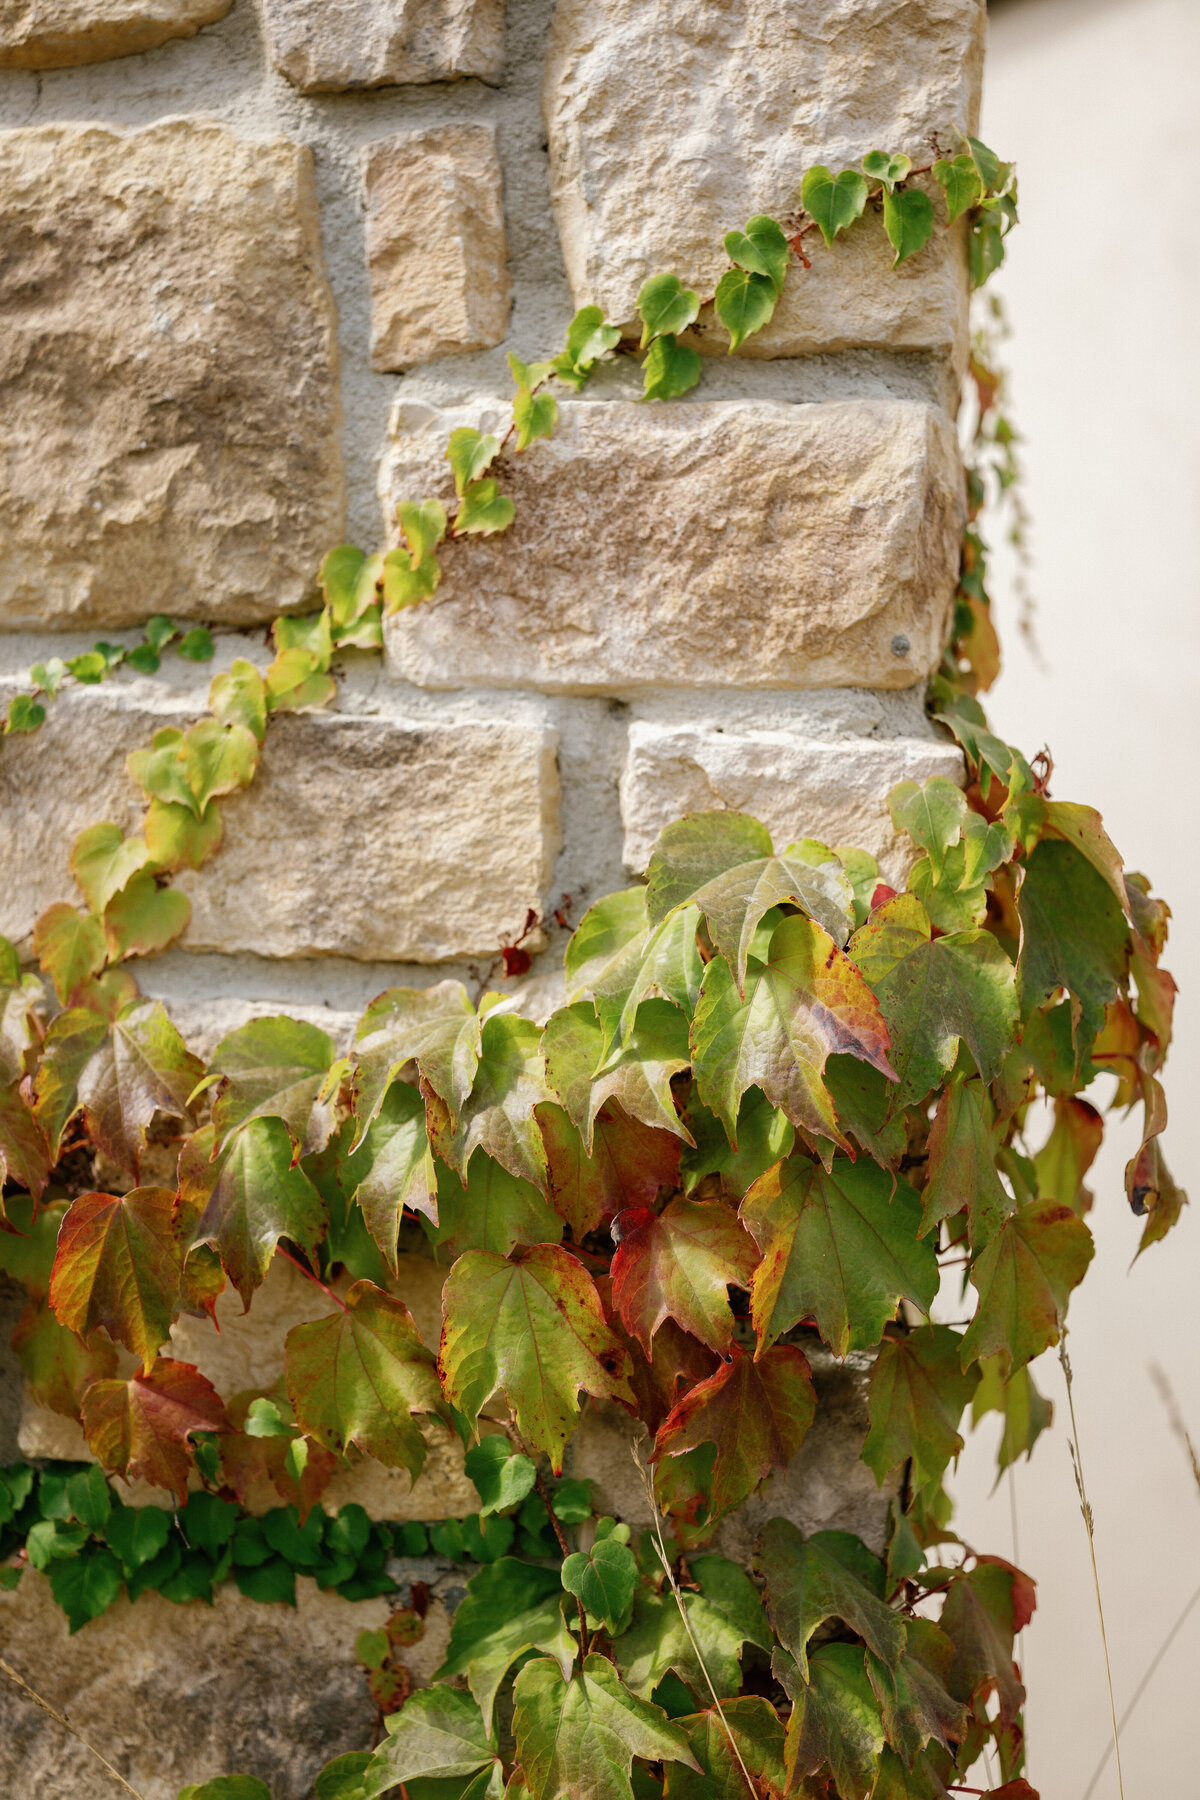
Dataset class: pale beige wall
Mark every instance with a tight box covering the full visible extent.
[950,2,1200,1792]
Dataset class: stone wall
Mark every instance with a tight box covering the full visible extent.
[0,1,983,1792]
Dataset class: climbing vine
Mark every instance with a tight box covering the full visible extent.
[0,136,1182,1800]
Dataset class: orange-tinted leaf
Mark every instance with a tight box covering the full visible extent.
[440,1244,634,1471]
[32,904,107,1005]
[49,1186,182,1370]
[611,1197,757,1356]
[286,1280,446,1472]
[1032,1096,1102,1216]
[653,1344,816,1520]
[0,1081,52,1203]
[614,1314,720,1436]
[538,1100,680,1240]
[12,1297,119,1418]
[82,1358,229,1502]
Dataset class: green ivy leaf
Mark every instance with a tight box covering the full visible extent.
[723,215,789,292]
[681,1088,795,1203]
[938,1557,1029,1726]
[438,1011,552,1191]
[637,273,702,346]
[800,166,869,245]
[4,693,46,734]
[663,1697,786,1800]
[49,1544,123,1635]
[616,1587,742,1703]
[934,153,983,223]
[514,389,559,452]
[179,1780,273,1800]
[641,333,703,402]
[887,778,967,881]
[30,655,69,693]
[1017,839,1129,1044]
[32,905,108,1006]
[275,610,334,671]
[971,1355,1055,1474]
[176,628,215,662]
[446,429,502,496]
[397,500,449,565]
[341,1080,438,1273]
[353,980,480,1134]
[179,1119,329,1306]
[432,1154,562,1260]
[960,1198,1094,1376]
[713,267,777,352]
[742,1154,936,1358]
[455,477,516,537]
[209,1014,337,1157]
[862,150,912,192]
[882,186,935,267]
[565,889,703,1059]
[368,1684,496,1788]
[690,916,894,1154]
[653,1345,816,1522]
[67,650,108,685]
[921,1076,1013,1248]
[49,1185,181,1371]
[128,719,259,819]
[564,305,621,373]
[436,1557,577,1730]
[209,659,268,744]
[314,1754,375,1800]
[440,1245,633,1470]
[543,998,692,1153]
[463,1438,539,1516]
[106,1500,171,1573]
[776,1641,884,1800]
[562,1535,638,1634]
[102,871,191,963]
[508,354,556,393]
[849,894,1018,1109]
[144,799,223,874]
[69,822,152,916]
[863,1326,980,1489]
[757,1522,904,1681]
[265,645,337,712]
[382,547,440,611]
[285,1279,446,1472]
[513,1654,700,1800]
[12,1296,118,1416]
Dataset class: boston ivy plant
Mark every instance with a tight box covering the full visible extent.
[0,138,1180,1800]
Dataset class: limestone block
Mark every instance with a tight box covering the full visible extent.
[365,125,511,370]
[620,722,966,884]
[382,397,962,693]
[0,683,561,963]
[0,1574,385,1799]
[264,0,504,93]
[0,122,344,631]
[543,0,985,372]
[0,0,232,67]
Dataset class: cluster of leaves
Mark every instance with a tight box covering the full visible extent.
[3,615,215,738]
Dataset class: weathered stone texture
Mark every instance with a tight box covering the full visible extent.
[543,0,985,369]
[382,397,962,693]
[0,684,561,963]
[620,722,966,882]
[365,124,511,370]
[0,121,344,631]
[264,0,504,93]
[0,1575,385,1800]
[0,0,232,68]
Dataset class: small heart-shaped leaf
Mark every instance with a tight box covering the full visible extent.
[800,166,869,246]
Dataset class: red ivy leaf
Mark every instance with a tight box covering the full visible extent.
[611,1196,758,1356]
[652,1344,816,1521]
[81,1358,229,1502]
[538,1099,681,1240]
[49,1187,182,1371]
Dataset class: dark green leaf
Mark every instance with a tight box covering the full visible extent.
[432,1154,562,1260]
[921,1077,1013,1248]
[882,186,935,266]
[641,334,703,402]
[960,1198,1094,1376]
[49,1544,122,1634]
[756,1520,904,1679]
[369,1684,495,1788]
[464,1438,539,1516]
[662,1697,786,1800]
[934,154,982,222]
[1017,839,1129,1044]
[179,1119,328,1305]
[637,274,701,345]
[863,1326,980,1488]
[776,1642,884,1800]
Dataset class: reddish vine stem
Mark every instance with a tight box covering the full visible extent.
[276,1244,348,1312]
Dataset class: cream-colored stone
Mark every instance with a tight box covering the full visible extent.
[620,722,966,884]
[365,124,511,370]
[0,683,561,962]
[543,0,985,373]
[0,1574,384,1799]
[382,397,962,693]
[0,0,231,67]
[264,0,504,93]
[0,121,344,630]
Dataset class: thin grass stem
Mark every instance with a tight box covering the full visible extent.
[0,1656,146,1798]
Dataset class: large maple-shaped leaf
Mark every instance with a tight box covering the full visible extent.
[616,1586,743,1702]
[645,812,855,987]
[0,1080,53,1202]
[437,1559,577,1732]
[366,1684,496,1790]
[285,1279,446,1472]
[610,1197,757,1356]
[209,1015,337,1156]
[615,1313,719,1436]
[538,1100,680,1240]
[776,1641,884,1800]
[566,888,704,1054]
[866,1618,967,1768]
[959,1198,1094,1375]
[81,1357,229,1501]
[681,1087,796,1201]
[34,1000,202,1174]
[353,981,481,1135]
[543,1000,692,1150]
[863,1326,980,1489]
[439,1245,633,1471]
[938,1558,1030,1726]
[756,1520,905,1679]
[12,1297,119,1417]
[1017,839,1129,1042]
[972,1355,1054,1475]
[49,1187,182,1370]
[741,1154,937,1357]
[178,1119,329,1305]
[437,1012,551,1191]
[339,1080,438,1273]
[431,1155,562,1260]
[849,894,1018,1108]
[921,1078,1013,1249]
[663,1697,786,1800]
[653,1344,816,1521]
[513,1654,699,1800]
[691,916,894,1154]
[32,903,107,1005]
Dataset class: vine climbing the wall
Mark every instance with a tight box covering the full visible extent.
[0,136,1181,1800]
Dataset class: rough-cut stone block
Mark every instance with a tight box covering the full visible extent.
[382,397,962,693]
[0,122,344,631]
[543,0,984,371]
[365,124,511,370]
[264,0,504,93]
[0,683,561,962]
[0,0,232,67]
[620,723,966,884]
[0,1575,385,1799]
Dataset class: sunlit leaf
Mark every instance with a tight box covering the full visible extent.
[800,165,868,245]
[538,1100,681,1240]
[179,1119,328,1306]
[611,1196,757,1356]
[34,1000,201,1175]
[353,980,480,1136]
[713,267,778,351]
[341,1080,438,1272]
[439,1011,552,1191]
[562,1535,638,1634]
[103,871,191,961]
[882,186,935,266]
[641,332,704,402]
[368,1684,496,1789]
[69,822,151,916]
[543,999,692,1152]
[209,1014,337,1156]
[513,1654,699,1800]
[49,1186,181,1370]
[82,1358,228,1502]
